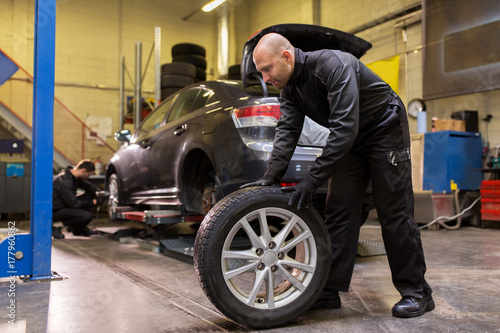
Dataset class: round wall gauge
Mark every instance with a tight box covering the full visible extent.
[408,99,426,118]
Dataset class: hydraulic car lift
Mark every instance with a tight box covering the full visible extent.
[111,207,204,262]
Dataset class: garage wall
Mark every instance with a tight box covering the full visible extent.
[234,0,500,148]
[231,0,316,69]
[1,0,500,165]
[0,0,218,164]
[426,93,500,145]
[233,0,424,130]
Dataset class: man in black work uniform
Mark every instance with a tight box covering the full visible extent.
[243,33,434,318]
[52,159,99,238]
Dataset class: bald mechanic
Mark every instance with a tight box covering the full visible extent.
[242,33,434,318]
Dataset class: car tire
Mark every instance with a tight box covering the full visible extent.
[161,74,195,88]
[227,64,241,80]
[173,54,207,70]
[160,62,196,77]
[171,43,206,58]
[161,87,181,101]
[107,174,122,221]
[194,186,332,329]
[195,67,206,81]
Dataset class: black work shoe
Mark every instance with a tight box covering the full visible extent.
[52,227,65,239]
[82,229,98,236]
[73,227,97,237]
[309,290,341,310]
[392,294,435,318]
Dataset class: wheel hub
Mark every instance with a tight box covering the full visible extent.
[262,250,278,266]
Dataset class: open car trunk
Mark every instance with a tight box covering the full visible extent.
[241,23,372,88]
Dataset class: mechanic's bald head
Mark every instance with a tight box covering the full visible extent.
[254,33,294,58]
[253,33,295,90]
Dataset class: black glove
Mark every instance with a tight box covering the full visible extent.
[287,179,318,210]
[94,190,110,206]
[240,175,277,188]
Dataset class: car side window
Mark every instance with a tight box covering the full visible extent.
[192,88,214,110]
[140,97,176,134]
[167,89,200,122]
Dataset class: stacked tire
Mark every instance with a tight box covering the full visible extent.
[160,62,196,101]
[227,64,241,80]
[172,43,207,83]
[160,43,207,101]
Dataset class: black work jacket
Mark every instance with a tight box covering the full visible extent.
[265,48,395,186]
[52,167,98,210]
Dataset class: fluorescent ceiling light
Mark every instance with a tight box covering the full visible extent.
[202,0,226,12]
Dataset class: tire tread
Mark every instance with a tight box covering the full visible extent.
[194,187,331,329]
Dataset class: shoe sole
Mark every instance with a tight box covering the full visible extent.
[392,299,435,318]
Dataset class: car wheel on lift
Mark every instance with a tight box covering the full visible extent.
[194,186,332,329]
[107,174,121,221]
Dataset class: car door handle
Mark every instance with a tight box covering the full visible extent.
[174,124,188,136]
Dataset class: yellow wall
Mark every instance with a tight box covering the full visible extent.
[0,0,217,164]
[234,0,500,143]
[1,0,500,164]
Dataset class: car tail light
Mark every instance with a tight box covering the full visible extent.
[280,182,298,187]
[232,104,281,128]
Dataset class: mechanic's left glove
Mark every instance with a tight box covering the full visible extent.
[287,179,318,210]
[240,175,277,189]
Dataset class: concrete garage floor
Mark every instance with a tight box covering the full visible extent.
[1,218,500,333]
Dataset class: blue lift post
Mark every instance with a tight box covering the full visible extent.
[30,0,57,280]
[0,0,57,279]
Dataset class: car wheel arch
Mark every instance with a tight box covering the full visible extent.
[180,148,217,213]
[105,165,128,200]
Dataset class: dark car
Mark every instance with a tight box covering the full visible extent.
[105,24,372,218]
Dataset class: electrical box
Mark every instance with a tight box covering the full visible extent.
[0,162,31,216]
[423,131,482,193]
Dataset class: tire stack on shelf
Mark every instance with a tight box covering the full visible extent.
[227,64,241,80]
[160,62,196,101]
[172,43,207,83]
[160,43,207,101]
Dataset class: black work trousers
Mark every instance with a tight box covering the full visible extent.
[324,95,432,298]
[53,192,94,234]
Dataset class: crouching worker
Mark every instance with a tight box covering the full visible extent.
[52,159,100,238]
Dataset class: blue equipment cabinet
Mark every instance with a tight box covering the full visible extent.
[0,162,31,216]
[423,131,482,193]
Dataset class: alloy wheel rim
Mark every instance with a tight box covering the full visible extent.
[221,207,317,309]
